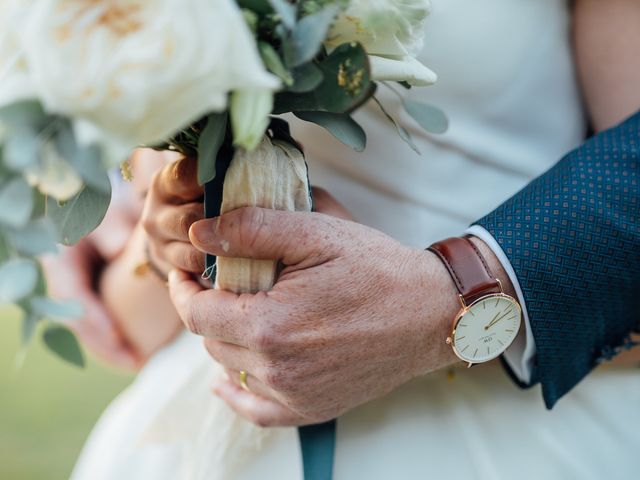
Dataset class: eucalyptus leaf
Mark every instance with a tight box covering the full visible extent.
[42,325,85,368]
[403,100,449,134]
[0,258,38,303]
[259,42,293,86]
[0,177,34,228]
[275,43,373,114]
[197,112,228,185]
[373,97,420,154]
[20,312,39,346]
[7,218,59,256]
[294,111,366,151]
[289,62,324,93]
[268,0,296,28]
[4,128,40,171]
[236,0,272,15]
[0,235,9,263]
[47,186,111,245]
[30,296,84,321]
[0,100,47,131]
[55,123,111,194]
[283,5,339,67]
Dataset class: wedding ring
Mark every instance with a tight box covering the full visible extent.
[239,370,251,392]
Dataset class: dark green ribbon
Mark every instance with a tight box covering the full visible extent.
[298,420,337,480]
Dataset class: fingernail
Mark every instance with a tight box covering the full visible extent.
[191,217,221,243]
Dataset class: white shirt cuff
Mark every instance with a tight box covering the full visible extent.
[465,225,536,384]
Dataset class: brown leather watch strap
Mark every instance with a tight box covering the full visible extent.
[428,237,501,306]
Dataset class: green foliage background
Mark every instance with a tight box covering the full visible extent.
[0,307,132,480]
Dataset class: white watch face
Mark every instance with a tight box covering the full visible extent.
[452,295,522,364]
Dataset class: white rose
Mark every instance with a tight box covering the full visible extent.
[328,0,436,86]
[0,0,36,108]
[22,0,280,161]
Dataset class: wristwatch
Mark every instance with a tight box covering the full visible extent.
[428,236,522,367]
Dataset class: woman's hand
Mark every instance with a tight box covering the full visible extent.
[42,205,143,370]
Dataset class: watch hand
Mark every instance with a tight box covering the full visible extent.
[484,311,501,330]
[484,312,500,330]
[485,309,512,330]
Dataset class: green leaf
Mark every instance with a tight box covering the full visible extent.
[0,101,47,131]
[197,112,228,185]
[4,128,40,171]
[274,43,373,114]
[283,5,339,67]
[0,177,34,228]
[268,0,297,28]
[30,296,84,321]
[0,258,38,303]
[402,100,449,134]
[55,123,111,194]
[47,186,111,245]
[0,235,9,263]
[289,62,324,93]
[20,312,39,346]
[259,42,293,86]
[373,97,420,154]
[42,325,85,368]
[7,218,59,256]
[294,111,366,151]
[236,0,272,15]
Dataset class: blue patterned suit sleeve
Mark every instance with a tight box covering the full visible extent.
[476,111,640,409]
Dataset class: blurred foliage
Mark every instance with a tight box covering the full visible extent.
[0,307,132,480]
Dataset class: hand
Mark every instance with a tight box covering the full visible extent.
[168,207,461,427]
[141,156,205,275]
[141,152,354,275]
[42,205,142,370]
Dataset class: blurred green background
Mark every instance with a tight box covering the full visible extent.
[0,307,132,480]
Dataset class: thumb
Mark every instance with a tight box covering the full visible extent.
[189,207,339,266]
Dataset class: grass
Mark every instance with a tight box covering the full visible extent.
[0,307,132,480]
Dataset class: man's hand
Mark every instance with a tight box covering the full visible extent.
[141,153,355,277]
[168,207,462,427]
[141,156,205,275]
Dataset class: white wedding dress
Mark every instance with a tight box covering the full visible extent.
[72,1,640,479]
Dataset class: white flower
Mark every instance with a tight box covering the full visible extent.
[21,0,280,162]
[327,0,437,86]
[0,0,36,108]
[25,140,84,202]
[230,90,273,151]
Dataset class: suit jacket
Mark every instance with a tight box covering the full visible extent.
[476,110,640,408]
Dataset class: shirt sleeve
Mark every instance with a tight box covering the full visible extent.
[465,225,536,384]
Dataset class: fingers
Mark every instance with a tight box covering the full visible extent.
[222,367,279,403]
[212,377,311,427]
[158,241,205,273]
[153,156,203,203]
[189,207,340,266]
[311,186,355,221]
[153,203,203,242]
[168,270,265,347]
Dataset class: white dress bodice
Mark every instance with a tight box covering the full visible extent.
[72,2,639,479]
[297,0,585,247]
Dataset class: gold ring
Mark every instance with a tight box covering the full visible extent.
[239,370,250,392]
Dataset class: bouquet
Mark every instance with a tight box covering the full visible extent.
[0,0,446,365]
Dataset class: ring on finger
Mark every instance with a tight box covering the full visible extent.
[239,370,251,392]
